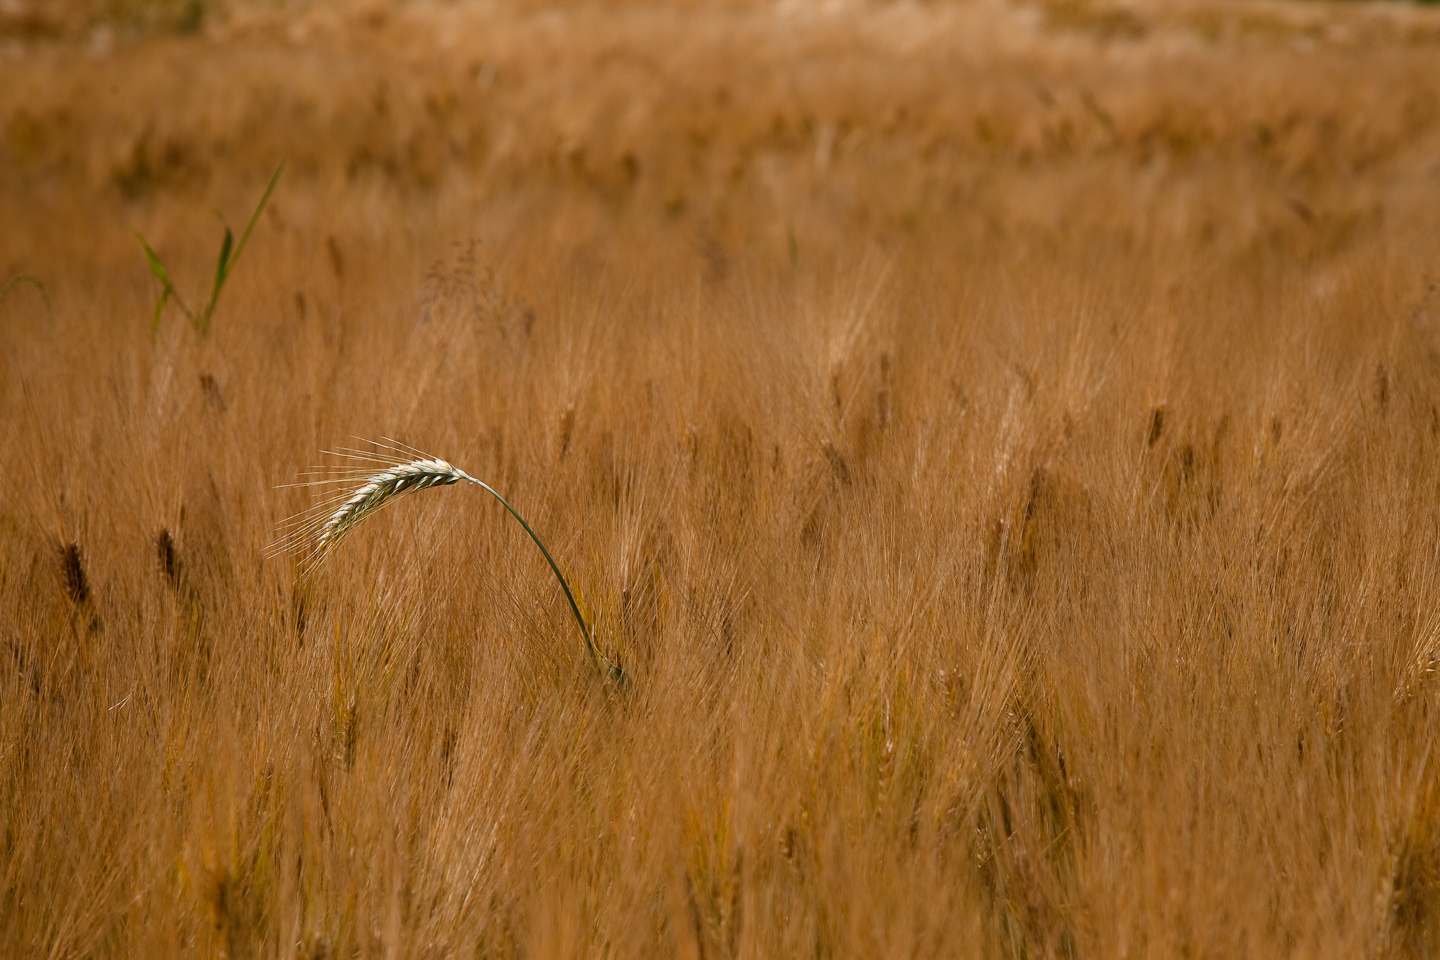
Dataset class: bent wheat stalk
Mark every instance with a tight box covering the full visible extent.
[276,441,621,683]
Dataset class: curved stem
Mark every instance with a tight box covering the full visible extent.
[463,477,623,683]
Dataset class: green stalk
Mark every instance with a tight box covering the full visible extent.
[0,274,52,317]
[462,476,625,685]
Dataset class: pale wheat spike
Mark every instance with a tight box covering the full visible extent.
[280,445,624,684]
[314,457,474,552]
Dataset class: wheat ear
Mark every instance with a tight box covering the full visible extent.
[315,457,469,550]
[275,442,622,684]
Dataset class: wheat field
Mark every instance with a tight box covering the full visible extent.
[4,0,1440,956]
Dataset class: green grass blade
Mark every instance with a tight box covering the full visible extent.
[201,225,234,336]
[214,224,233,292]
[135,232,195,332]
[134,163,282,341]
[0,274,51,317]
[194,160,283,338]
[228,160,284,275]
[136,232,175,289]
[151,287,171,342]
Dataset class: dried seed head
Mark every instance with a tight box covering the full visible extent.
[156,528,181,587]
[314,458,472,552]
[60,541,90,606]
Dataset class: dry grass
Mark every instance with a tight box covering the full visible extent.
[5,0,1440,956]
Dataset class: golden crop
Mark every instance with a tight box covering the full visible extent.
[4,0,1440,956]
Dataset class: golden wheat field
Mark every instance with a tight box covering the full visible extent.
[5,0,1440,956]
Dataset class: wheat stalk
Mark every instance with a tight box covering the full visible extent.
[274,439,622,683]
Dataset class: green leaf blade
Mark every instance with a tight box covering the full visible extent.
[229,160,285,270]
[202,225,235,336]
[135,231,195,332]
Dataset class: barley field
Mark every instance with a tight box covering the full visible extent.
[4,0,1440,956]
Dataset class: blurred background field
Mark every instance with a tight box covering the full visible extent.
[5,0,1440,957]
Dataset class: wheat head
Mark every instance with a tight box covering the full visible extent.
[316,457,474,551]
[274,440,623,684]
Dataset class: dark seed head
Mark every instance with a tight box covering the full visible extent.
[60,542,90,606]
[157,528,181,587]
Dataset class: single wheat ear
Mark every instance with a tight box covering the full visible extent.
[272,439,623,685]
[315,457,470,551]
